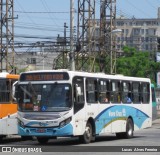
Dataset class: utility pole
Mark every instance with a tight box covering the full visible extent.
[64,22,68,48]
[76,0,95,71]
[63,22,68,68]
[0,0,16,73]
[70,0,75,71]
[99,0,116,74]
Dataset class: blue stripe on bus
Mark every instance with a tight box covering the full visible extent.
[95,105,150,134]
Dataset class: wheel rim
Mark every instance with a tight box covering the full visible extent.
[85,126,92,139]
[128,123,133,136]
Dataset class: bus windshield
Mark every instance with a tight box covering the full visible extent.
[17,83,72,112]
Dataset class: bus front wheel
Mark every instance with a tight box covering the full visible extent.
[79,122,93,144]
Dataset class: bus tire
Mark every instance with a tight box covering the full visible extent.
[79,122,93,144]
[37,137,49,144]
[124,118,134,139]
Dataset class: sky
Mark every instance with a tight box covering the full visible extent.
[13,0,160,45]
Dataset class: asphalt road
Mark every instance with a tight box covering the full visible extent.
[0,119,160,155]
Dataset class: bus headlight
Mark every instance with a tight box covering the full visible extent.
[59,117,72,128]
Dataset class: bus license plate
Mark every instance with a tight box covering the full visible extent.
[36,128,46,133]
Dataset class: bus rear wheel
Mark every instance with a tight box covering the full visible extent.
[116,119,134,139]
[79,122,93,144]
[37,137,49,144]
[124,118,134,139]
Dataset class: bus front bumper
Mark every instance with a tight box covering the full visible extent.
[18,123,73,137]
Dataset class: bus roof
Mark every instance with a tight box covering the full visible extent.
[0,72,19,79]
[20,70,151,83]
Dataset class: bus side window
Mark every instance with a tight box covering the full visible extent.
[132,82,141,104]
[86,78,98,103]
[141,82,150,104]
[0,79,10,103]
[99,80,110,103]
[122,81,132,103]
[111,81,121,103]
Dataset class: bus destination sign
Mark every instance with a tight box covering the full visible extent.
[20,72,69,81]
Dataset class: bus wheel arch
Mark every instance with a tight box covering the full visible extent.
[79,117,95,144]
[88,117,96,142]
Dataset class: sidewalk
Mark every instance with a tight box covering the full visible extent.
[152,118,160,125]
[153,108,160,124]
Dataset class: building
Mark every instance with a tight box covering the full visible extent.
[116,17,159,52]
[92,7,160,52]
[5,50,60,73]
[14,51,59,71]
[3,37,69,73]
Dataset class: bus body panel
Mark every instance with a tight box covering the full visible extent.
[6,74,19,79]
[0,104,17,118]
[17,104,152,137]
[0,113,17,135]
[95,104,151,134]
[73,104,152,136]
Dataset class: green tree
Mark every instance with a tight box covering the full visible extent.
[116,46,160,84]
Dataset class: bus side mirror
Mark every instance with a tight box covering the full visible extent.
[12,81,18,101]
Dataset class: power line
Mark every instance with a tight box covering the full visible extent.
[116,8,133,19]
[40,0,61,27]
[125,0,153,18]
[14,11,70,14]
[16,0,36,24]
[14,34,67,40]
[16,21,65,29]
[15,25,70,33]
[146,0,158,9]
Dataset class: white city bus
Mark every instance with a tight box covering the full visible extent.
[15,70,152,144]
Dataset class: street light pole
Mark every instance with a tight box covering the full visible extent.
[111,29,122,74]
[70,0,75,71]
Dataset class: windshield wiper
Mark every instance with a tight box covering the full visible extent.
[28,82,37,97]
[20,86,32,97]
